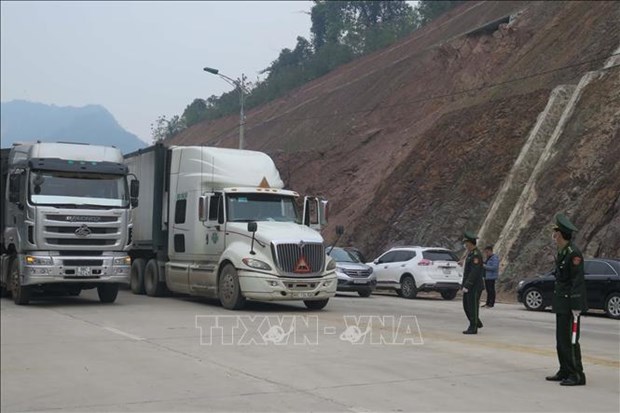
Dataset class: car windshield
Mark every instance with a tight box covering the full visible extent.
[29,170,128,207]
[226,193,299,223]
[423,250,458,261]
[328,247,359,263]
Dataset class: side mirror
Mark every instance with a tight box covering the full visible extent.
[247,222,258,233]
[8,174,20,203]
[198,196,208,222]
[336,225,344,236]
[130,180,140,198]
[319,199,329,226]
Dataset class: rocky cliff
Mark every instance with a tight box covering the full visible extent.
[170,1,620,290]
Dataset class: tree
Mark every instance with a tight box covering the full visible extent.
[182,98,207,127]
[150,115,186,142]
[416,1,465,24]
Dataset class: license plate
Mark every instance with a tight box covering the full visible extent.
[353,279,368,284]
[442,268,451,275]
[292,292,314,298]
[77,267,91,276]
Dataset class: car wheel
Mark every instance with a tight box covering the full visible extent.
[400,276,417,299]
[130,258,146,295]
[358,289,372,298]
[11,258,31,305]
[523,287,544,311]
[304,299,329,310]
[604,292,620,320]
[218,264,246,310]
[440,290,458,300]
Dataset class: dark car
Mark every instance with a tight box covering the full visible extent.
[516,258,620,319]
[327,247,376,297]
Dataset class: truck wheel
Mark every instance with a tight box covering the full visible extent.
[11,258,31,305]
[144,259,166,297]
[97,284,119,303]
[304,299,329,310]
[130,258,146,295]
[441,290,458,300]
[400,275,417,299]
[218,264,246,310]
[0,282,11,298]
[604,292,620,320]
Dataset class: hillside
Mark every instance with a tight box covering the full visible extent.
[0,100,145,154]
[169,1,620,290]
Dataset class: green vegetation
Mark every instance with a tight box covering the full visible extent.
[154,0,464,140]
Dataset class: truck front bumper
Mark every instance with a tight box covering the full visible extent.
[239,270,337,301]
[19,254,130,286]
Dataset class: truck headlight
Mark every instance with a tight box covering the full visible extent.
[326,258,336,271]
[25,256,53,265]
[114,256,132,265]
[242,258,272,271]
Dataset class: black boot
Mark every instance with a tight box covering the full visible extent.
[545,372,567,381]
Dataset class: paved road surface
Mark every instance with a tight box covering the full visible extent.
[1,290,619,412]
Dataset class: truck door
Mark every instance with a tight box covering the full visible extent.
[190,192,225,294]
[167,194,190,293]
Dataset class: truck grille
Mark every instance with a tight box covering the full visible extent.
[42,213,123,249]
[273,242,325,276]
[343,268,372,278]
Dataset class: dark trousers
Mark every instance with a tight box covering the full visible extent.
[484,279,496,306]
[463,289,482,332]
[555,313,584,379]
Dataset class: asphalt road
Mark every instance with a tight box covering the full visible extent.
[1,289,619,412]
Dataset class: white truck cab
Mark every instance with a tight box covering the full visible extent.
[126,144,337,310]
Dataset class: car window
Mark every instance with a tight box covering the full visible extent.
[395,250,416,262]
[423,250,457,261]
[377,251,398,264]
[585,260,616,275]
[328,247,359,263]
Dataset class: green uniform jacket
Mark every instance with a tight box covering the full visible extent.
[463,248,484,291]
[552,242,588,314]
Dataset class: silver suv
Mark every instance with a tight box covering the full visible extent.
[327,247,376,297]
[368,247,462,299]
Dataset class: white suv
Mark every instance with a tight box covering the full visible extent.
[367,247,463,299]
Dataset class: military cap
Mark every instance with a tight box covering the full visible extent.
[554,213,578,234]
[462,231,478,243]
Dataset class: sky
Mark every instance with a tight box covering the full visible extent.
[0,1,315,143]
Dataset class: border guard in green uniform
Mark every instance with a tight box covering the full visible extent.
[545,213,587,386]
[461,231,484,334]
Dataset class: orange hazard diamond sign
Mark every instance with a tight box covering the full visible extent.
[294,256,311,273]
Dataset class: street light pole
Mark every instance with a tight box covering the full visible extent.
[203,67,248,149]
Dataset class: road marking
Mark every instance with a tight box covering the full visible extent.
[103,327,145,341]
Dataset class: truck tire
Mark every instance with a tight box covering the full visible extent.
[304,299,329,310]
[11,258,31,305]
[400,275,417,299]
[130,258,146,295]
[97,284,119,303]
[144,259,166,297]
[218,264,246,310]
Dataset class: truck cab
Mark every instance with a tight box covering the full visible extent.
[126,144,337,310]
[0,142,136,304]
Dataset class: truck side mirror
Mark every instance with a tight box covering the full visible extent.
[130,180,139,207]
[336,225,344,236]
[198,196,208,222]
[8,174,20,203]
[319,200,329,226]
[247,222,257,233]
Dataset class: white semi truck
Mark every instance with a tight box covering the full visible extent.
[125,143,337,310]
[0,142,138,305]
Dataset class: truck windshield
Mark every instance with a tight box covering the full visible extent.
[29,171,128,207]
[227,193,299,223]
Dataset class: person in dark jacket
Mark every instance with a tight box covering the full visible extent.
[545,213,588,386]
[482,245,499,308]
[460,231,484,334]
